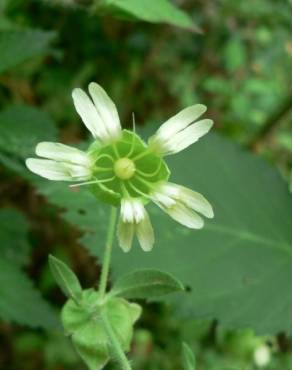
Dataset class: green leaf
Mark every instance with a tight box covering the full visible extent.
[0,207,58,329]
[49,255,83,302]
[109,132,292,335]
[0,29,56,73]
[0,207,30,266]
[20,124,292,334]
[111,269,185,299]
[0,105,58,157]
[99,0,199,32]
[182,342,196,370]
[0,105,58,175]
[0,259,58,328]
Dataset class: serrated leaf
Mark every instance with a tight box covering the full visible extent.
[0,29,56,73]
[100,0,199,32]
[15,117,292,334]
[0,105,58,158]
[0,105,58,175]
[111,269,185,299]
[182,342,196,370]
[49,255,83,302]
[0,259,58,328]
[0,207,30,266]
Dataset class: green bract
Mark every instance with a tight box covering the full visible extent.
[62,289,141,370]
[88,130,170,206]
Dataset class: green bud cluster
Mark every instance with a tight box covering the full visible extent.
[87,130,170,206]
[62,289,141,370]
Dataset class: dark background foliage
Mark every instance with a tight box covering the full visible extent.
[0,0,292,369]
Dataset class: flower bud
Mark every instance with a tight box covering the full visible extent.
[61,289,141,370]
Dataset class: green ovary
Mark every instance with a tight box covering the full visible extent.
[114,158,136,180]
[87,130,170,206]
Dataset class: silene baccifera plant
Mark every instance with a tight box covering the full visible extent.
[26,82,215,370]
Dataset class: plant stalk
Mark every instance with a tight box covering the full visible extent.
[101,310,132,370]
[99,206,117,298]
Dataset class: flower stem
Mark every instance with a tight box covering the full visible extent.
[101,309,132,370]
[99,206,118,298]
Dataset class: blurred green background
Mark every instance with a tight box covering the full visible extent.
[0,0,292,369]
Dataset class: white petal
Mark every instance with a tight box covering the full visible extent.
[36,142,92,167]
[89,82,121,141]
[176,185,214,218]
[121,199,135,223]
[155,104,206,138]
[117,219,134,252]
[131,199,145,223]
[166,203,204,229]
[72,88,109,141]
[121,198,145,223]
[151,190,176,208]
[26,158,74,181]
[136,211,154,252]
[157,182,179,198]
[166,119,213,154]
[65,163,92,180]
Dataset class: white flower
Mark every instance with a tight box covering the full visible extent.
[254,344,271,367]
[117,198,154,252]
[26,82,214,253]
[149,104,213,156]
[151,182,213,229]
[25,82,121,182]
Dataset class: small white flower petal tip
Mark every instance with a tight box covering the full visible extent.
[26,158,92,182]
[72,82,122,144]
[117,198,154,252]
[151,182,214,229]
[26,158,72,181]
[149,104,213,156]
[36,142,93,167]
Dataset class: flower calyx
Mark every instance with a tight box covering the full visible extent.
[62,289,141,370]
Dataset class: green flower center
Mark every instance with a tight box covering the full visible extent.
[114,158,136,180]
[87,130,170,206]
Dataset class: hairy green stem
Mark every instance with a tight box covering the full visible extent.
[101,310,132,370]
[99,206,117,298]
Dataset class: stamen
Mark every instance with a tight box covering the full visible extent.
[95,154,115,164]
[125,132,137,158]
[127,181,151,199]
[132,148,152,161]
[136,161,162,178]
[135,175,156,189]
[112,143,120,158]
[132,112,136,133]
[69,175,116,188]
[94,166,113,172]
[120,181,130,197]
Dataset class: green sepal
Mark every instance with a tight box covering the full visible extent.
[90,182,121,207]
[61,289,142,370]
[49,255,82,303]
[87,130,170,207]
